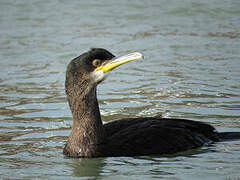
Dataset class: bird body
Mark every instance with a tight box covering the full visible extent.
[103,117,218,157]
[63,48,240,158]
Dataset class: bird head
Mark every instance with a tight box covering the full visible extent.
[66,48,143,91]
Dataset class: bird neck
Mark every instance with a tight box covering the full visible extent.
[65,86,105,157]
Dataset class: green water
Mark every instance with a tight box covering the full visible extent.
[0,0,240,179]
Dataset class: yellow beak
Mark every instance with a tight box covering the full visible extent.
[94,52,143,73]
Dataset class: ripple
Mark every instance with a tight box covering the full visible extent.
[1,0,240,179]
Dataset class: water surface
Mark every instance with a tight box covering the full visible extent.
[0,0,240,179]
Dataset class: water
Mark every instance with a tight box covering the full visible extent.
[0,0,240,179]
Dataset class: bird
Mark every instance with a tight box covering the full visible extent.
[63,48,240,158]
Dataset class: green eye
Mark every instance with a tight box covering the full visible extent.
[92,59,102,67]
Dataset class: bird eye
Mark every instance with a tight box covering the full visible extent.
[92,59,102,68]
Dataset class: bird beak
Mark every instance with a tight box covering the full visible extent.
[94,52,143,73]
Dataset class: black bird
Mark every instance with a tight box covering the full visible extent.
[63,48,240,158]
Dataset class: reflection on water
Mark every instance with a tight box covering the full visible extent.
[0,0,240,179]
[70,158,105,177]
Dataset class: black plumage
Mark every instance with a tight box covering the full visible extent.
[63,48,240,158]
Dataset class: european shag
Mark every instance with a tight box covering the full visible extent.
[63,48,240,158]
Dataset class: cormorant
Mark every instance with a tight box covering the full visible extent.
[63,48,240,158]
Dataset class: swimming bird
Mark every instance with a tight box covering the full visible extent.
[63,48,240,158]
